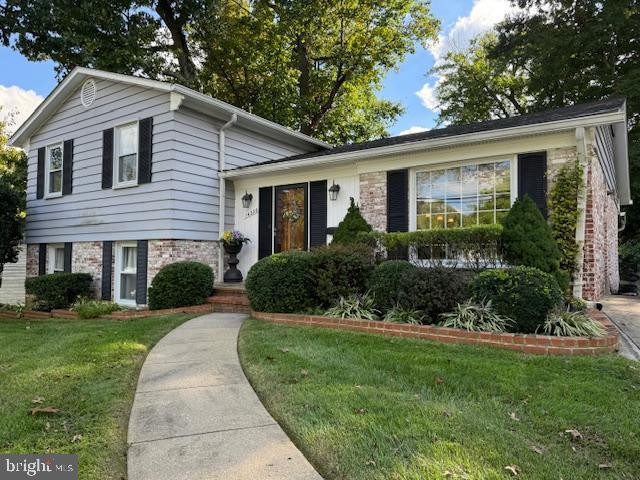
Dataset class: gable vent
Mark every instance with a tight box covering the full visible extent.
[80,79,97,107]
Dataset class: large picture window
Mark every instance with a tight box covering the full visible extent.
[45,143,63,196]
[115,123,138,186]
[416,160,511,230]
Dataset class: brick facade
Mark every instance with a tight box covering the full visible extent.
[25,239,220,305]
[359,171,387,231]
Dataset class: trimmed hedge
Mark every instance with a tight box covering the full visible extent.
[397,267,475,323]
[245,252,314,313]
[471,266,563,333]
[308,244,375,307]
[332,198,372,244]
[25,273,93,309]
[367,260,416,313]
[148,261,214,310]
[360,225,503,269]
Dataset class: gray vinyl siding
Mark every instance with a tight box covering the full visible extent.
[26,81,317,244]
[595,125,617,194]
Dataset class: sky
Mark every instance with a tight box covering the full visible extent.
[0,0,518,138]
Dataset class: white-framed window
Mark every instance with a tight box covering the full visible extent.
[115,242,137,305]
[415,159,513,230]
[47,244,65,274]
[114,122,138,187]
[45,143,63,197]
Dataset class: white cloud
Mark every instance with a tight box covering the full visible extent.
[430,0,519,63]
[0,85,44,134]
[415,80,441,112]
[399,126,431,136]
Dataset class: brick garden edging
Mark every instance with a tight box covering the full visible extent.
[252,309,619,356]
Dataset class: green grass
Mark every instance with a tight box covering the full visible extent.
[0,314,195,479]
[239,319,640,480]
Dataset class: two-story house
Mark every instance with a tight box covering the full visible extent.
[9,67,630,305]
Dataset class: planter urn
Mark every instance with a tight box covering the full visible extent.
[223,242,244,283]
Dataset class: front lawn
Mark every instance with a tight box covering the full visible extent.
[239,319,640,480]
[0,314,195,479]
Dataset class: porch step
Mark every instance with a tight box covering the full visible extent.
[207,284,251,314]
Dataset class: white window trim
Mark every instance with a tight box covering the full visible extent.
[47,243,65,274]
[408,155,518,232]
[44,142,64,199]
[114,241,138,306]
[113,121,139,189]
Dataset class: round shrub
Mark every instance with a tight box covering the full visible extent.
[367,260,416,312]
[471,266,563,333]
[25,272,93,309]
[148,261,214,310]
[245,251,314,313]
[308,244,375,307]
[397,267,475,323]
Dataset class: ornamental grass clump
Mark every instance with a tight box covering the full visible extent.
[440,299,513,332]
[383,305,426,325]
[542,309,606,337]
[72,298,121,319]
[325,292,379,320]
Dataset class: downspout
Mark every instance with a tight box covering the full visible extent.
[573,127,589,299]
[218,114,238,281]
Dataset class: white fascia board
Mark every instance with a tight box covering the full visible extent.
[10,66,330,151]
[220,110,627,179]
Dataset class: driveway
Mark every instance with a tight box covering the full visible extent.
[127,313,322,480]
[602,295,640,360]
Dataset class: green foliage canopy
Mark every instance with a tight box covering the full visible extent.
[332,198,373,244]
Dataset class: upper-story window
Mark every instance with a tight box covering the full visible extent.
[45,143,63,197]
[115,122,138,186]
[416,160,511,230]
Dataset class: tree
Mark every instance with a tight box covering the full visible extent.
[431,0,640,238]
[0,177,23,276]
[0,0,439,143]
[332,197,372,244]
[0,114,27,212]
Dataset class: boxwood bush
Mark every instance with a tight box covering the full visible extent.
[397,267,475,323]
[471,266,563,333]
[148,261,214,310]
[245,251,314,313]
[308,244,375,307]
[367,260,416,312]
[25,273,93,309]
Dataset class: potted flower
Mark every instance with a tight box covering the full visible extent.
[220,230,250,282]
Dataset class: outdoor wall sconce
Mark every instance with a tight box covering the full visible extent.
[241,191,253,209]
[328,181,341,201]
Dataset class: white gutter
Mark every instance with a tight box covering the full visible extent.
[573,127,590,300]
[220,111,626,179]
[217,113,238,280]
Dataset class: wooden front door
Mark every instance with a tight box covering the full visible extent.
[274,183,307,253]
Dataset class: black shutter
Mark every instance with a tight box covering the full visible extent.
[101,241,113,301]
[36,147,45,199]
[258,187,273,259]
[63,243,72,273]
[309,180,328,248]
[387,169,409,232]
[38,244,47,276]
[136,240,148,305]
[62,139,73,195]
[102,128,114,189]
[138,117,153,184]
[518,152,548,218]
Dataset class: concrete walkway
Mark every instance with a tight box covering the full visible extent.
[602,295,640,361]
[127,313,322,480]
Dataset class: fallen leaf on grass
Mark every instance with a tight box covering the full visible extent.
[72,434,82,443]
[436,377,445,385]
[354,408,368,415]
[279,348,289,353]
[442,411,452,418]
[510,412,520,422]
[31,396,44,404]
[504,465,519,476]
[30,406,60,416]
[598,463,613,470]
[300,369,309,377]
[528,444,545,455]
[365,460,376,467]
[565,429,583,441]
